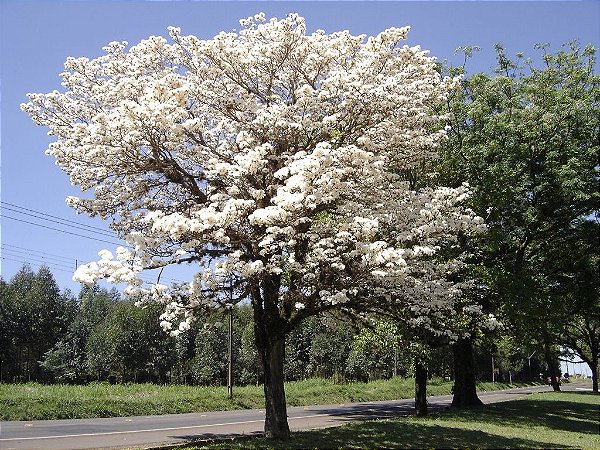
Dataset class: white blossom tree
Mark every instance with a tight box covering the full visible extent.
[23,13,485,438]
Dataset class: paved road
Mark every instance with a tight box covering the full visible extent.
[0,383,586,450]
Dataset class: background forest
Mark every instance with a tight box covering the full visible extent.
[0,264,559,386]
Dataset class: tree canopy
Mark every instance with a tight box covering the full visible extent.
[23,13,486,438]
[438,42,599,392]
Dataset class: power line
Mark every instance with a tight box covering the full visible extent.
[1,202,187,284]
[1,243,186,285]
[0,256,76,275]
[2,204,117,239]
[1,248,76,269]
[2,254,184,285]
[1,243,77,264]
[2,215,123,246]
[1,201,111,234]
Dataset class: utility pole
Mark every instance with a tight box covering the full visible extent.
[227,275,234,399]
[527,350,536,381]
[227,305,233,398]
[492,356,495,383]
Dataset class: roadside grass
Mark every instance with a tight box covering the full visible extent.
[188,391,600,449]
[0,378,541,421]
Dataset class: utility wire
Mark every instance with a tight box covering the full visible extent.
[1,248,76,269]
[2,253,183,285]
[1,244,77,264]
[2,205,117,238]
[2,243,186,285]
[0,256,76,274]
[2,215,123,246]
[1,202,186,284]
[1,201,111,234]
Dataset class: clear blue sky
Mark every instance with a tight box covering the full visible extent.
[0,0,599,374]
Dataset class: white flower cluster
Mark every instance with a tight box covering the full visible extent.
[23,13,485,337]
[74,247,142,286]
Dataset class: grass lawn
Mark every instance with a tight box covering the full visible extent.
[190,391,600,449]
[0,378,540,421]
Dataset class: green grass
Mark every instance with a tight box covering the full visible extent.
[0,378,541,421]
[190,391,600,449]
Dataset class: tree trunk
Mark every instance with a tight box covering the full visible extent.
[589,340,599,394]
[544,340,561,392]
[590,361,598,393]
[414,359,428,416]
[257,335,290,439]
[451,337,483,407]
[252,278,290,440]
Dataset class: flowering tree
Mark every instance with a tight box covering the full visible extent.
[23,14,484,438]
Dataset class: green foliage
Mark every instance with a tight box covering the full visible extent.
[41,285,118,383]
[284,317,316,381]
[306,317,354,380]
[237,319,262,386]
[438,42,599,371]
[85,300,176,383]
[346,321,403,381]
[0,265,74,382]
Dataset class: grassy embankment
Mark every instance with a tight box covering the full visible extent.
[191,391,600,449]
[0,378,542,421]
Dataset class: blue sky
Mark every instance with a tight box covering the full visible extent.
[0,1,598,374]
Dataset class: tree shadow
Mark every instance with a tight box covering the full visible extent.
[171,420,577,449]
[301,421,576,449]
[443,392,599,436]
[169,392,598,449]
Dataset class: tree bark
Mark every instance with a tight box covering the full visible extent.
[544,340,561,392]
[451,337,483,407]
[258,336,290,439]
[591,363,598,394]
[252,279,290,440]
[414,359,428,416]
[587,328,599,393]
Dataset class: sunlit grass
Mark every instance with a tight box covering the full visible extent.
[190,391,600,449]
[0,378,541,421]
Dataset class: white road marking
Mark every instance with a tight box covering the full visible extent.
[0,413,329,442]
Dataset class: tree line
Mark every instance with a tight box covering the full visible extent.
[1,264,553,386]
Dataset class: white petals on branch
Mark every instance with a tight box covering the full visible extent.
[23,13,487,337]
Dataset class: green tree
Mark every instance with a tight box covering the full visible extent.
[238,320,262,386]
[0,277,15,382]
[86,299,174,383]
[307,317,354,381]
[42,285,118,383]
[2,265,74,382]
[439,42,599,396]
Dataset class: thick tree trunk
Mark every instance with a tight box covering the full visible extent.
[590,362,598,394]
[544,341,561,392]
[451,337,483,407]
[252,278,290,440]
[414,359,428,416]
[260,336,290,439]
[589,343,599,394]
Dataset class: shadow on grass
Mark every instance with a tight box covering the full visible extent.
[174,420,574,449]
[443,392,599,436]
[173,392,598,449]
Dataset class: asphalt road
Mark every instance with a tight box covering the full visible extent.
[0,383,588,450]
